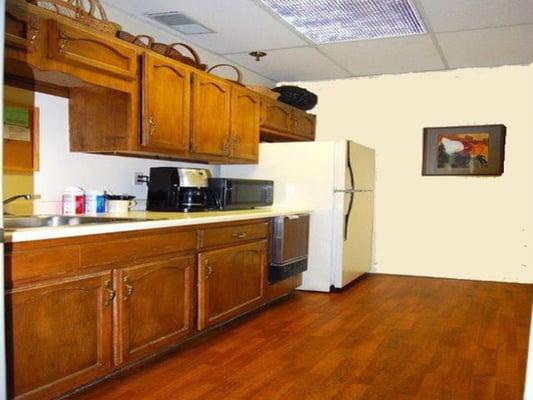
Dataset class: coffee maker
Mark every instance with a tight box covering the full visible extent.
[146,167,218,212]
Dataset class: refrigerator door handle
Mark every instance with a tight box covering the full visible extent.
[334,189,355,193]
[344,192,355,241]
[344,144,356,241]
[335,189,373,193]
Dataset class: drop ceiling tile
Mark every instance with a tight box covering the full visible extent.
[319,35,444,76]
[419,0,533,33]
[104,0,307,54]
[437,24,533,69]
[225,47,350,82]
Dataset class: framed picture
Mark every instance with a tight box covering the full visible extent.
[422,124,506,176]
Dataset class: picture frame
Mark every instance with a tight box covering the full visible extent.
[422,124,506,176]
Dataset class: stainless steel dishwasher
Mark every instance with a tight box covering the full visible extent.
[270,214,310,284]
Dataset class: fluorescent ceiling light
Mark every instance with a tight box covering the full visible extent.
[259,0,426,44]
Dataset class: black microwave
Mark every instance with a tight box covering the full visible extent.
[208,178,273,210]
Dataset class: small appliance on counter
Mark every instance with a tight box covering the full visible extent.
[208,178,273,211]
[146,167,274,212]
[147,167,217,212]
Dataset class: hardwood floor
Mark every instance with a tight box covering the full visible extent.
[69,275,533,400]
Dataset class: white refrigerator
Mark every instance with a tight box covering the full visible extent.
[221,140,375,292]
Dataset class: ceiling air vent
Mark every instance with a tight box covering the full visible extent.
[146,12,214,35]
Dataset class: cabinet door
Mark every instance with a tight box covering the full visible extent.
[115,255,195,365]
[198,241,267,330]
[5,1,40,60]
[260,97,293,134]
[293,110,316,140]
[191,74,231,157]
[6,272,114,400]
[142,53,191,152]
[47,20,137,80]
[230,87,260,161]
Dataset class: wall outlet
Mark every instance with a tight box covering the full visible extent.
[134,172,149,185]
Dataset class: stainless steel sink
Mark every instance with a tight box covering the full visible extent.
[4,215,153,230]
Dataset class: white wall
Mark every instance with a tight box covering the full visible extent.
[288,64,533,284]
[33,92,218,213]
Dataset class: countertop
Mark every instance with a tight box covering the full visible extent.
[4,207,312,243]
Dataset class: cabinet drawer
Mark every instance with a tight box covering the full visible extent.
[200,222,269,248]
[80,230,197,268]
[5,245,80,288]
[47,20,137,80]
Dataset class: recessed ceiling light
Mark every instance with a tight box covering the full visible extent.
[259,0,426,44]
[146,12,215,35]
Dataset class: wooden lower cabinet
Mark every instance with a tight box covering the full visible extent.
[197,241,267,330]
[6,271,114,400]
[5,220,297,399]
[114,254,195,365]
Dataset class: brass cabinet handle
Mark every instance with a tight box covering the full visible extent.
[231,232,247,239]
[58,30,69,51]
[232,135,240,153]
[28,17,40,50]
[123,276,134,301]
[204,259,213,279]
[104,280,116,307]
[222,136,232,156]
[148,117,157,136]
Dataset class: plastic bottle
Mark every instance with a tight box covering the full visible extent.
[62,187,85,215]
[85,190,105,215]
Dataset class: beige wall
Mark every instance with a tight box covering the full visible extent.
[3,172,33,215]
[3,86,35,215]
[292,64,533,283]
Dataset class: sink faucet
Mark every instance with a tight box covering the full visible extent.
[4,194,34,205]
[3,194,36,216]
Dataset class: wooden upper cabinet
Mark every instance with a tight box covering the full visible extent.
[5,1,41,61]
[230,87,260,161]
[141,53,191,152]
[260,97,294,134]
[191,73,231,158]
[47,20,137,81]
[197,241,267,330]
[6,272,113,400]
[114,255,195,366]
[293,110,316,140]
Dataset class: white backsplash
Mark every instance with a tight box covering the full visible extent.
[33,92,219,214]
